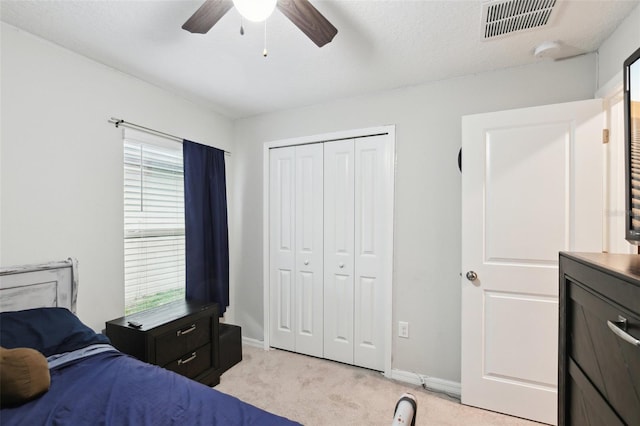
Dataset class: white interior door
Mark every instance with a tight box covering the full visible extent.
[267,128,394,373]
[323,135,394,371]
[353,135,394,371]
[324,139,356,364]
[294,144,324,357]
[269,146,296,351]
[461,99,603,425]
[270,145,324,356]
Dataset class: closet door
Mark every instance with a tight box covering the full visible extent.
[323,135,393,371]
[324,139,355,364]
[269,133,393,372]
[294,144,324,357]
[269,144,324,356]
[354,135,393,371]
[269,147,296,351]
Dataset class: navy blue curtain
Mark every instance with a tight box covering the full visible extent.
[183,140,229,316]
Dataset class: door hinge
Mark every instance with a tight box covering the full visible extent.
[603,129,610,144]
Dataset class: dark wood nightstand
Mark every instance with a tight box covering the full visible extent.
[105,300,220,386]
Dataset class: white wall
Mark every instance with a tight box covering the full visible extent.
[0,24,233,332]
[597,3,640,90]
[231,53,597,382]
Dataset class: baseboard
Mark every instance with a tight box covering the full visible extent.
[241,336,265,349]
[390,369,461,398]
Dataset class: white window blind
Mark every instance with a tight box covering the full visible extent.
[124,131,185,314]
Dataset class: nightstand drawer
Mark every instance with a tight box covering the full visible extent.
[106,300,220,387]
[155,316,211,366]
[569,282,640,426]
[164,343,212,379]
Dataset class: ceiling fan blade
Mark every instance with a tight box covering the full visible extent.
[277,0,337,47]
[182,0,233,34]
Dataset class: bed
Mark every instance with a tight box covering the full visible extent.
[0,259,300,425]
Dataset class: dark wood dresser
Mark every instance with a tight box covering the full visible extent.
[559,252,640,425]
[105,300,220,386]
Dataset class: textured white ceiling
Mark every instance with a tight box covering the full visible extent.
[1,0,638,119]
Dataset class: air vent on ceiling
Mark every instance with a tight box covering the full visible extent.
[482,0,558,40]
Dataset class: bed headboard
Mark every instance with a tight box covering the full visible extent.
[0,258,78,313]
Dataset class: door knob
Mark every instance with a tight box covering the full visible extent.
[466,271,478,281]
[304,260,309,265]
[338,263,345,269]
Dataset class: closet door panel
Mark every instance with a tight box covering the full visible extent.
[269,147,296,351]
[324,140,355,364]
[354,135,393,371]
[294,144,324,357]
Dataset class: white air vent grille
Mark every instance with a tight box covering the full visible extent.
[482,0,558,39]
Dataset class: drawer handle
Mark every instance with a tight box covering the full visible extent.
[607,316,640,347]
[177,352,197,365]
[177,324,196,337]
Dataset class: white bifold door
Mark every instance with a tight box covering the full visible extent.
[269,144,324,358]
[269,134,393,371]
[323,136,393,370]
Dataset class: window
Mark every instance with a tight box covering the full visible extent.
[124,130,185,314]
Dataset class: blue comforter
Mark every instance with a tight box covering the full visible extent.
[1,348,299,426]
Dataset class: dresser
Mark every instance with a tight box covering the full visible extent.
[105,300,220,386]
[559,252,640,425]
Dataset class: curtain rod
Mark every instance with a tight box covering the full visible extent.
[108,117,230,154]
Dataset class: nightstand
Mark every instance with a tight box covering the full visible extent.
[105,300,220,386]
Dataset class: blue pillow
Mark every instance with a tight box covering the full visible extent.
[0,308,110,357]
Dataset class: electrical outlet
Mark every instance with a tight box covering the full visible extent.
[399,321,409,338]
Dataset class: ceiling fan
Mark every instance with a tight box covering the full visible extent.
[182,0,338,48]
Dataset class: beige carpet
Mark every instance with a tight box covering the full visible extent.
[215,345,541,426]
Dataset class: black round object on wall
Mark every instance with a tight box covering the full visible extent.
[458,148,462,172]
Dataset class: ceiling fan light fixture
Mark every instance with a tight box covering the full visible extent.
[233,0,277,22]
